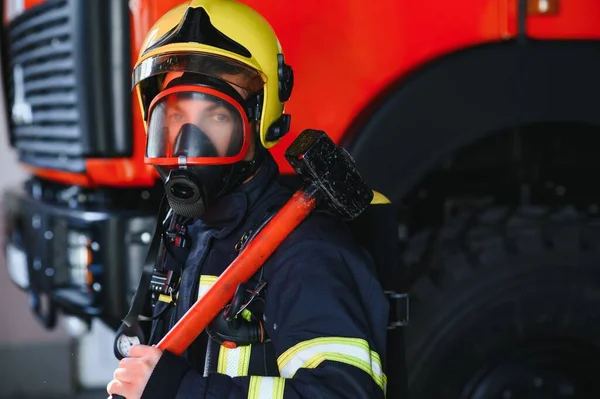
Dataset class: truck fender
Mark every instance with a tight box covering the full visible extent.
[345,40,600,202]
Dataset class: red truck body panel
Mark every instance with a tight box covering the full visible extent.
[6,0,600,182]
[527,0,600,39]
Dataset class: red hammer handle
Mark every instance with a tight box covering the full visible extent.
[157,189,317,354]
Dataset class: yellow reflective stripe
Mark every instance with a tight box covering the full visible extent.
[277,337,386,392]
[217,345,228,374]
[248,377,260,398]
[238,346,251,376]
[198,275,218,299]
[278,337,368,367]
[370,350,387,396]
[273,378,285,397]
[217,345,251,377]
[247,377,285,399]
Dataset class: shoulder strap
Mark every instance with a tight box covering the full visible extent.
[233,205,284,284]
[121,196,170,329]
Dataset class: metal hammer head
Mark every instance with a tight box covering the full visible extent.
[284,129,374,221]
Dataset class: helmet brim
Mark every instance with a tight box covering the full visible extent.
[133,52,265,119]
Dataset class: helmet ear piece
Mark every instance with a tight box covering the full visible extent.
[265,114,291,142]
[277,54,293,102]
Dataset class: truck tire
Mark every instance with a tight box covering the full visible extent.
[403,205,600,399]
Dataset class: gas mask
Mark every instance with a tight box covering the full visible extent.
[145,76,259,219]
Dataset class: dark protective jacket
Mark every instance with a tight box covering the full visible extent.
[142,153,389,399]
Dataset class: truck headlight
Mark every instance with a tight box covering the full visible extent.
[67,231,93,290]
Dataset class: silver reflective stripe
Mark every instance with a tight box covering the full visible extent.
[199,275,218,377]
[277,337,386,391]
[248,377,285,399]
[198,275,218,299]
[218,345,251,377]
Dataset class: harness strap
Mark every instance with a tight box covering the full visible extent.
[121,197,170,330]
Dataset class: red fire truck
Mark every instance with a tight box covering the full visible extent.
[2,0,600,397]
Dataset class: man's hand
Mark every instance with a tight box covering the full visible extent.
[107,345,163,399]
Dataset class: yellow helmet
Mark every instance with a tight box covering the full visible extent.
[132,0,294,149]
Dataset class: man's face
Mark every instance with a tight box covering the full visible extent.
[159,71,256,160]
[162,93,238,157]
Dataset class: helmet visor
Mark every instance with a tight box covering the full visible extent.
[146,85,250,166]
[133,53,265,118]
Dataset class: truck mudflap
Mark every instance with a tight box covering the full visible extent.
[1,181,158,330]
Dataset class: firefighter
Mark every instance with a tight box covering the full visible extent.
[107,1,389,398]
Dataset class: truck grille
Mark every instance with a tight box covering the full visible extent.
[6,0,84,172]
[4,0,132,174]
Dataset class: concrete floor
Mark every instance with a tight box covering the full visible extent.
[10,391,107,399]
[12,390,108,399]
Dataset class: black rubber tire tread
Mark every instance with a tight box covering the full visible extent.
[402,205,600,399]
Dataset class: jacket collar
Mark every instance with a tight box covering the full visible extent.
[199,152,279,238]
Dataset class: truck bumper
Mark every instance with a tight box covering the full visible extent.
[1,184,157,330]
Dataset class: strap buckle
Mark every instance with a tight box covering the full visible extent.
[164,222,189,248]
[235,211,277,253]
[235,280,267,318]
[385,291,409,329]
[150,269,179,299]
[223,280,267,322]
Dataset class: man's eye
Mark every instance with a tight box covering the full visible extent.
[213,114,230,122]
[168,113,185,122]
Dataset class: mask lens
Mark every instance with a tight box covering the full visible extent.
[146,90,246,163]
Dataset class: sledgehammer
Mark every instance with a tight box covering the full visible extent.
[110,130,373,399]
